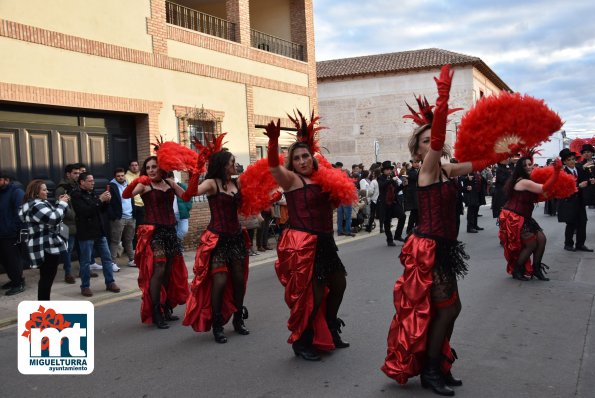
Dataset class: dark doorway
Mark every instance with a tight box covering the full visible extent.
[0,104,137,197]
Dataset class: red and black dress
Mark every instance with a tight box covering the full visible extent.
[498,187,541,275]
[275,176,346,351]
[382,175,468,384]
[136,184,189,324]
[183,181,249,332]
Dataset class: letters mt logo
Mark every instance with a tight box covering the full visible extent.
[18,301,94,375]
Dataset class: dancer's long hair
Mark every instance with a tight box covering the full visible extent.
[206,150,234,190]
[504,156,532,197]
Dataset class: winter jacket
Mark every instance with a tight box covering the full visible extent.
[54,178,78,235]
[0,182,24,238]
[71,188,109,241]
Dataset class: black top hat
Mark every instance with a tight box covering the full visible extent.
[381,160,394,170]
[559,148,577,161]
[581,144,595,154]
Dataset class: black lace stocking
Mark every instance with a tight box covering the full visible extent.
[211,272,227,315]
[150,260,166,306]
[325,271,347,321]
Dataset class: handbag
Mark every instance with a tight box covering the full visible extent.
[57,222,69,240]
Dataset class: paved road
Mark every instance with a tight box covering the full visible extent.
[1,206,594,397]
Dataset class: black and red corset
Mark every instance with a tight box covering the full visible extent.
[415,180,459,241]
[503,189,537,219]
[207,192,241,235]
[142,188,176,226]
[285,184,333,234]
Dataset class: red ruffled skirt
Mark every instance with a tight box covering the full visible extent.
[183,229,250,332]
[275,229,335,351]
[498,209,532,275]
[381,235,454,384]
[135,225,189,325]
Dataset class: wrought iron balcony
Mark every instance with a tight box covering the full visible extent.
[166,1,236,42]
[251,29,304,61]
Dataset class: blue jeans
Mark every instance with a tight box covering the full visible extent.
[175,214,189,240]
[337,205,353,234]
[62,235,76,276]
[78,236,114,289]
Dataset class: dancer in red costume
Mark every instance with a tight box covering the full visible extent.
[265,114,352,361]
[123,156,190,329]
[182,150,250,344]
[382,65,506,396]
[499,156,561,281]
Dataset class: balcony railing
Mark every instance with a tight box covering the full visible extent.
[251,29,304,61]
[166,1,236,42]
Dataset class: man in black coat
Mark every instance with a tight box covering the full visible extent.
[558,148,593,252]
[71,172,121,296]
[377,161,405,246]
[492,159,512,218]
[404,159,420,235]
[579,144,595,207]
[462,171,485,233]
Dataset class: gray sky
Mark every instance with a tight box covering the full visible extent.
[313,0,595,138]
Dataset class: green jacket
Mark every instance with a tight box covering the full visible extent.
[176,183,193,220]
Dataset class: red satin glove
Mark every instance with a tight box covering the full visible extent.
[471,152,509,171]
[181,172,200,202]
[264,119,281,167]
[542,159,562,194]
[431,65,454,151]
[122,176,151,198]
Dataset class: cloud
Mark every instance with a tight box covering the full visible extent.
[314,0,595,136]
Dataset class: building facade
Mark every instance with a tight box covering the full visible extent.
[0,0,317,243]
[316,48,511,167]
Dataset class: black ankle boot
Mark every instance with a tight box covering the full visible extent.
[292,329,320,361]
[444,371,463,387]
[162,302,179,321]
[152,304,169,329]
[327,318,350,348]
[232,306,250,335]
[532,263,550,281]
[420,358,454,396]
[512,264,529,281]
[212,313,227,344]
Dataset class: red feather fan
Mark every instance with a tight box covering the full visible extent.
[454,92,563,163]
[531,166,577,201]
[238,156,283,216]
[153,141,201,174]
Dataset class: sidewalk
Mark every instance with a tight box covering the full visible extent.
[0,231,374,328]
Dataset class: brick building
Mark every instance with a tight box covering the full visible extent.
[316,48,512,167]
[0,0,318,245]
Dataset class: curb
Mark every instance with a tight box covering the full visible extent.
[0,232,376,329]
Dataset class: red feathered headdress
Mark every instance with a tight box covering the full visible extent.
[454,92,563,163]
[287,109,325,154]
[403,95,463,126]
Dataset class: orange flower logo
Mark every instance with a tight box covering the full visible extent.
[21,305,72,350]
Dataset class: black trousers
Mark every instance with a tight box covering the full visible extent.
[38,253,60,300]
[406,209,418,234]
[565,206,588,248]
[384,198,406,242]
[366,201,377,231]
[467,205,479,229]
[0,237,24,287]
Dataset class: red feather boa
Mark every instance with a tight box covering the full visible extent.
[238,154,357,216]
[531,166,577,201]
[310,159,358,207]
[238,156,283,216]
[454,92,563,163]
